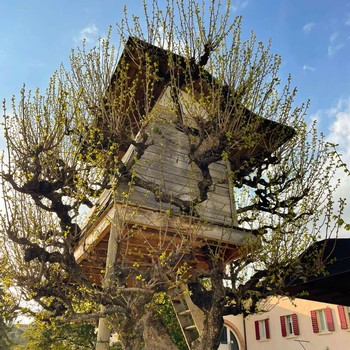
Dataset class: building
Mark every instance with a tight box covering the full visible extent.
[220,297,350,350]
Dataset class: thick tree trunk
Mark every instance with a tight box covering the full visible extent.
[117,305,147,350]
[143,310,179,350]
[193,309,224,350]
[120,335,144,350]
[192,268,226,350]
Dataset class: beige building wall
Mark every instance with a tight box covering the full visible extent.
[223,297,350,350]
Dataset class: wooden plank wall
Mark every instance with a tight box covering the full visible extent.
[114,103,234,226]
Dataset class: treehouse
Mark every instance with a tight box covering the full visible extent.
[74,37,294,284]
[73,37,294,347]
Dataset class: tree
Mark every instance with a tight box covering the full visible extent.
[0,288,12,350]
[0,276,16,350]
[0,0,346,349]
[12,321,96,350]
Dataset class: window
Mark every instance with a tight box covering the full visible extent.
[219,324,240,350]
[338,305,350,329]
[220,326,228,344]
[310,308,335,333]
[255,319,270,340]
[280,314,300,337]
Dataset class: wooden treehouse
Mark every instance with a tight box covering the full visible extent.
[73,37,294,347]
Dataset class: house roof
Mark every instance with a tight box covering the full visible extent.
[102,36,295,171]
[286,238,350,306]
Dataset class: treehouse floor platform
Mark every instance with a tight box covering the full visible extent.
[74,199,250,285]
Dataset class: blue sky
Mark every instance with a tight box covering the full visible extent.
[1,1,349,137]
[239,1,350,114]
[1,1,349,122]
[0,0,350,224]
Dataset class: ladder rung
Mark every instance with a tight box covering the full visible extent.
[184,324,197,331]
[178,309,191,316]
[171,295,182,301]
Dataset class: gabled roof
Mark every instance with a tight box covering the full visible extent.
[286,239,350,306]
[102,36,295,171]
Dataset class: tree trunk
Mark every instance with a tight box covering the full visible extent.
[143,310,179,350]
[117,305,147,350]
[192,268,226,350]
[120,335,144,350]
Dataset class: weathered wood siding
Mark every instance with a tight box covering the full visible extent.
[114,103,234,226]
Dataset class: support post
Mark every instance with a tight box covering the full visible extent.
[96,205,119,350]
[96,315,112,350]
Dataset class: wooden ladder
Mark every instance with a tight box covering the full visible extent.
[169,284,205,349]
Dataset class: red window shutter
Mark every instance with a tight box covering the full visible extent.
[310,310,319,333]
[265,319,270,339]
[255,320,260,340]
[292,314,300,335]
[280,316,287,337]
[325,307,335,331]
[338,305,348,329]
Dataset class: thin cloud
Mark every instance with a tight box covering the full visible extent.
[328,32,345,57]
[328,42,345,56]
[302,22,315,33]
[77,24,98,43]
[231,0,249,12]
[303,65,315,72]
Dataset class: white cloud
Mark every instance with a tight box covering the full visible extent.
[302,65,315,72]
[328,42,345,56]
[231,0,249,12]
[302,22,315,33]
[327,98,350,150]
[328,32,345,56]
[308,99,350,237]
[324,98,350,236]
[77,24,98,43]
